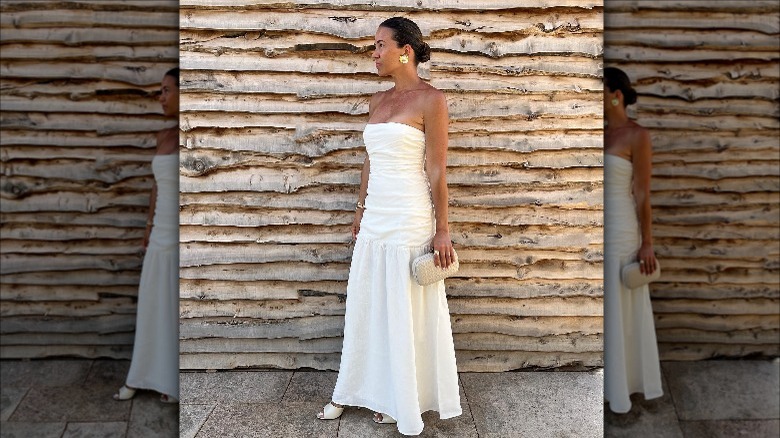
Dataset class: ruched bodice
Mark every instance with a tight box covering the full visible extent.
[604,154,639,251]
[149,154,178,243]
[360,123,434,246]
[364,122,426,174]
[604,154,633,199]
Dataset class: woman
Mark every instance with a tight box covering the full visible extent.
[603,67,663,413]
[114,68,180,403]
[316,17,461,435]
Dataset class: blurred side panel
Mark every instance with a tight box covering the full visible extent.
[0,0,179,359]
[605,0,780,360]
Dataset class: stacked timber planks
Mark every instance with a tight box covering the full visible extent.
[179,1,605,371]
[0,1,179,359]
[605,0,780,360]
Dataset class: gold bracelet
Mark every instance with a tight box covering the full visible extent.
[356,201,365,210]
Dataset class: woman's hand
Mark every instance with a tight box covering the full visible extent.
[432,230,455,269]
[351,209,364,242]
[637,242,657,275]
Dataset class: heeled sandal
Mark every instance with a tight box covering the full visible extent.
[113,385,136,401]
[373,412,396,424]
[317,402,344,420]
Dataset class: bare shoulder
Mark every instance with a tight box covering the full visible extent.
[629,122,651,145]
[420,83,446,103]
[628,121,653,162]
[418,84,447,114]
[368,89,388,114]
[371,89,389,105]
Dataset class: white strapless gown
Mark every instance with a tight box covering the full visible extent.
[603,154,663,413]
[331,122,462,436]
[126,153,179,398]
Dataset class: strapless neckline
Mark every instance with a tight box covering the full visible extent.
[365,121,424,134]
[605,153,631,165]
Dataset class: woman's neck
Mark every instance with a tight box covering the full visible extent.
[605,110,630,129]
[390,68,423,92]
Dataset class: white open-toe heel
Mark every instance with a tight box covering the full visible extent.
[317,402,344,420]
[373,412,396,424]
[113,385,136,401]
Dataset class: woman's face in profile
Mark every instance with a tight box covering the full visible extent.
[372,26,403,76]
[159,74,179,117]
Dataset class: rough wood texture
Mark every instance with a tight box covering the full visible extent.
[0,0,178,360]
[179,1,604,371]
[605,1,780,360]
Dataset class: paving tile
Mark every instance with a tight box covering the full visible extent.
[195,402,339,438]
[0,359,91,387]
[663,360,780,421]
[337,377,477,437]
[1,387,28,421]
[180,371,292,404]
[62,421,128,438]
[83,360,130,387]
[679,419,780,438]
[0,421,67,438]
[281,371,337,403]
[8,384,131,422]
[126,391,178,438]
[604,371,683,438]
[180,404,215,438]
[330,407,395,438]
[461,371,603,438]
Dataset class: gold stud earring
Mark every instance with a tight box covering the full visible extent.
[611,98,619,107]
[399,53,409,64]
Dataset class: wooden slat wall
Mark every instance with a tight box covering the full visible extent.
[179,0,605,371]
[0,1,178,359]
[604,0,780,360]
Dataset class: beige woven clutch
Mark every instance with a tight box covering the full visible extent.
[411,250,459,286]
[621,260,661,289]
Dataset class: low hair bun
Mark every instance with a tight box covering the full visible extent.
[417,42,431,63]
[624,88,638,106]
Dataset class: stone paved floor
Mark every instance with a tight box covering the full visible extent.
[0,359,177,438]
[3,358,777,437]
[605,359,780,438]
[179,369,604,438]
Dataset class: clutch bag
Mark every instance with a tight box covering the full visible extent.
[412,249,459,286]
[621,260,661,289]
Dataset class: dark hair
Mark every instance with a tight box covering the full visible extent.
[604,67,637,106]
[164,67,179,84]
[379,17,431,64]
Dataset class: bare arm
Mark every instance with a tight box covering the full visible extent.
[143,179,157,249]
[423,90,454,268]
[631,128,657,274]
[352,156,370,240]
